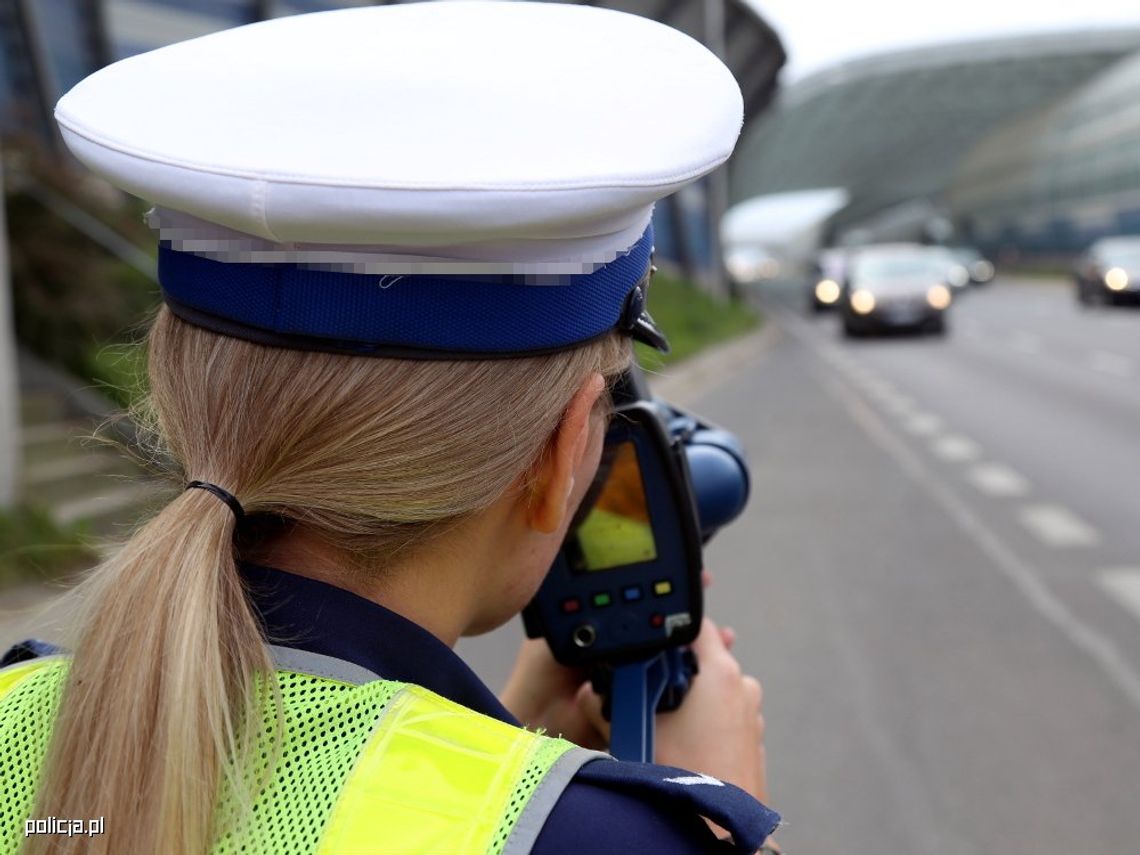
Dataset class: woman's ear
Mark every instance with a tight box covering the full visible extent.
[526,373,607,534]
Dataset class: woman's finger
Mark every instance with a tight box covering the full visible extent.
[719,625,736,651]
[575,681,611,741]
[691,617,731,659]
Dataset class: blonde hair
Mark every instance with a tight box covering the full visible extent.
[29,307,631,854]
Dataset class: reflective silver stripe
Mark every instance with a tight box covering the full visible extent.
[267,644,381,685]
[502,747,613,855]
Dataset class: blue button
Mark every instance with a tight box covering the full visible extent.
[622,585,643,602]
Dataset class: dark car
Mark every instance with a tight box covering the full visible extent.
[948,246,995,285]
[807,248,846,313]
[1075,236,1140,306]
[840,245,953,337]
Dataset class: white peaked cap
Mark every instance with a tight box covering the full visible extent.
[54,1,744,357]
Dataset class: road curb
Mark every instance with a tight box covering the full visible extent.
[645,320,781,407]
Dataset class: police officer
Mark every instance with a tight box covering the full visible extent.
[0,3,780,853]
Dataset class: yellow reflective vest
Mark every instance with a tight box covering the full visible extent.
[0,647,606,854]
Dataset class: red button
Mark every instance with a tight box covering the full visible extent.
[650,613,664,628]
[561,597,582,614]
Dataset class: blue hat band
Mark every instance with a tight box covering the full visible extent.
[157,226,654,358]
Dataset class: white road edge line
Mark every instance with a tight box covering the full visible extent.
[1099,569,1140,626]
[865,380,898,400]
[775,310,1140,714]
[879,392,917,414]
[967,462,1030,498]
[903,412,944,436]
[775,310,982,854]
[931,434,981,463]
[1018,504,1101,548]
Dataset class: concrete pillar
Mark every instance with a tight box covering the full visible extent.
[0,159,21,508]
[703,0,731,299]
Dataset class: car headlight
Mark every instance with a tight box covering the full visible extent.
[948,265,969,288]
[1105,267,1129,291]
[972,260,994,282]
[850,289,876,315]
[815,278,841,304]
[926,284,952,310]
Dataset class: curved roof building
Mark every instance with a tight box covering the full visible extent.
[730,30,1140,241]
[948,48,1140,253]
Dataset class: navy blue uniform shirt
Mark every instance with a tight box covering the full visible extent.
[237,564,779,854]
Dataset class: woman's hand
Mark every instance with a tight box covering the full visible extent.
[576,616,769,804]
[499,637,609,750]
[653,617,768,803]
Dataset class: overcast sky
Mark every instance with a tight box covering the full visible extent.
[748,0,1140,81]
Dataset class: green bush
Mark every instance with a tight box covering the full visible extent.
[0,504,96,584]
[84,339,149,410]
[7,170,158,408]
[636,270,759,370]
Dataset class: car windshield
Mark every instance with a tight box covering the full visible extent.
[853,253,941,285]
[1098,249,1140,268]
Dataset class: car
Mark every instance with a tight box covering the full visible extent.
[839,245,953,337]
[807,248,846,312]
[1075,236,1140,306]
[947,246,995,285]
[725,245,781,285]
[925,246,972,293]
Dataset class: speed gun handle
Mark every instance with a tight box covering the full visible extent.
[606,647,698,762]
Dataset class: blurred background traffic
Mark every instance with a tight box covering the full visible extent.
[1,2,1139,853]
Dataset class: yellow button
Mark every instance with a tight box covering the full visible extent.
[654,580,672,596]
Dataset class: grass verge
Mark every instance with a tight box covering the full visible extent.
[0,504,96,586]
[635,271,760,370]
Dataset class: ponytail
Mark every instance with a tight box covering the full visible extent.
[27,307,630,853]
[29,488,270,854]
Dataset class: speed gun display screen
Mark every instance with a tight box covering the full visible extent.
[522,398,705,667]
[568,441,658,573]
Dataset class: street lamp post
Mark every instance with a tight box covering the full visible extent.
[703,0,732,299]
[0,158,20,508]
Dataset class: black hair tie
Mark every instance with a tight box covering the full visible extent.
[185,480,245,522]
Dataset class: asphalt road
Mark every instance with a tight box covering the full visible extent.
[463,275,1140,854]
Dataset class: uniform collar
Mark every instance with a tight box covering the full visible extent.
[240,563,518,725]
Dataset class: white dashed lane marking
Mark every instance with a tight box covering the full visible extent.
[882,394,917,416]
[967,462,1031,497]
[931,434,981,463]
[1089,351,1134,378]
[1018,504,1101,548]
[1100,569,1140,625]
[865,379,898,399]
[903,412,943,436]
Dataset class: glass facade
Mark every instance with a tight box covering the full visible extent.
[949,50,1140,255]
[731,30,1140,254]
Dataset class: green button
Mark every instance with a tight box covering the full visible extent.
[592,592,612,607]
